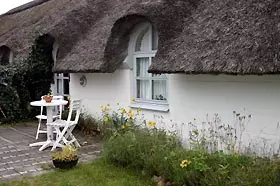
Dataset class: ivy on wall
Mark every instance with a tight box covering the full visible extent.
[0,35,54,123]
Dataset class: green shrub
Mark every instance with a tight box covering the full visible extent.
[103,127,180,170]
[102,107,280,186]
[0,35,53,123]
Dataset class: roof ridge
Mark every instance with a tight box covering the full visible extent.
[1,0,50,17]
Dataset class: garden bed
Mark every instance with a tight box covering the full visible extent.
[100,104,280,186]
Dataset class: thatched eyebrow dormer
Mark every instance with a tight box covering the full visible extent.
[0,0,280,75]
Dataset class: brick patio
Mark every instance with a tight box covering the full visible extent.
[0,122,101,182]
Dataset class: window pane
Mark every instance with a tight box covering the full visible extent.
[64,79,69,94]
[152,26,158,50]
[152,80,167,101]
[135,26,149,52]
[137,79,150,100]
[136,57,149,77]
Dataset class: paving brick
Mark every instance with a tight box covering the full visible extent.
[0,169,18,178]
[0,123,101,182]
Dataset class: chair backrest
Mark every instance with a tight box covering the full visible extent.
[53,95,64,119]
[67,99,82,124]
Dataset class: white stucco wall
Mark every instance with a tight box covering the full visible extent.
[70,70,280,155]
[70,70,131,117]
[168,75,280,153]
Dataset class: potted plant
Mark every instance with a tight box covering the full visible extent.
[52,145,79,169]
[43,92,53,103]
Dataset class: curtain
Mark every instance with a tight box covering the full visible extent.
[136,57,150,100]
[136,57,167,101]
[152,80,167,101]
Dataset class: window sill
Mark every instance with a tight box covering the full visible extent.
[130,102,169,112]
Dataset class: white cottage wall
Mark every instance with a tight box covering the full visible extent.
[70,70,131,118]
[70,71,280,153]
[168,75,280,149]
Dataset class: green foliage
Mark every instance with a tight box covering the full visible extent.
[99,104,143,138]
[53,146,78,161]
[0,35,54,123]
[103,109,280,186]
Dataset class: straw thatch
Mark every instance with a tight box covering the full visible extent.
[0,0,279,74]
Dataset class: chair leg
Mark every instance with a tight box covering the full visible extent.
[70,133,80,147]
[51,127,68,151]
[64,126,80,147]
[36,120,41,140]
[51,127,61,151]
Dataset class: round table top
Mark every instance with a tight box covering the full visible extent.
[30,100,68,107]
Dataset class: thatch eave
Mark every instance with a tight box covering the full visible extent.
[1,0,280,75]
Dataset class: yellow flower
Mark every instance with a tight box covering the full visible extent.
[100,105,107,112]
[121,108,127,114]
[104,117,109,122]
[148,121,156,127]
[121,125,126,129]
[131,98,136,103]
[128,109,134,118]
[180,160,191,168]
[129,113,134,118]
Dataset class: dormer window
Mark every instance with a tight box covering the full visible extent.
[129,22,168,112]
[0,46,12,66]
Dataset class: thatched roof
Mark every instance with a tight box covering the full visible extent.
[0,0,280,74]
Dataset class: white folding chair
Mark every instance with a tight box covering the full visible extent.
[47,99,82,151]
[35,95,64,140]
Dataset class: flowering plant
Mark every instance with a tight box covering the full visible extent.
[52,145,78,161]
[180,159,192,168]
[43,90,53,103]
[100,103,142,134]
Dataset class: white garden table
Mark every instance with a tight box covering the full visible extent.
[29,99,68,151]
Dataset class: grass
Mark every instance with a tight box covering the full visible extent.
[0,159,155,186]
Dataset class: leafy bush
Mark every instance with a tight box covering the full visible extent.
[0,35,54,123]
[102,107,280,186]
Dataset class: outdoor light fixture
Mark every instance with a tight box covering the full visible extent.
[79,75,87,87]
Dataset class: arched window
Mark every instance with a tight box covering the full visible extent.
[0,46,12,65]
[129,23,168,110]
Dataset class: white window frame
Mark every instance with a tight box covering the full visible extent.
[54,73,70,98]
[129,23,169,112]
